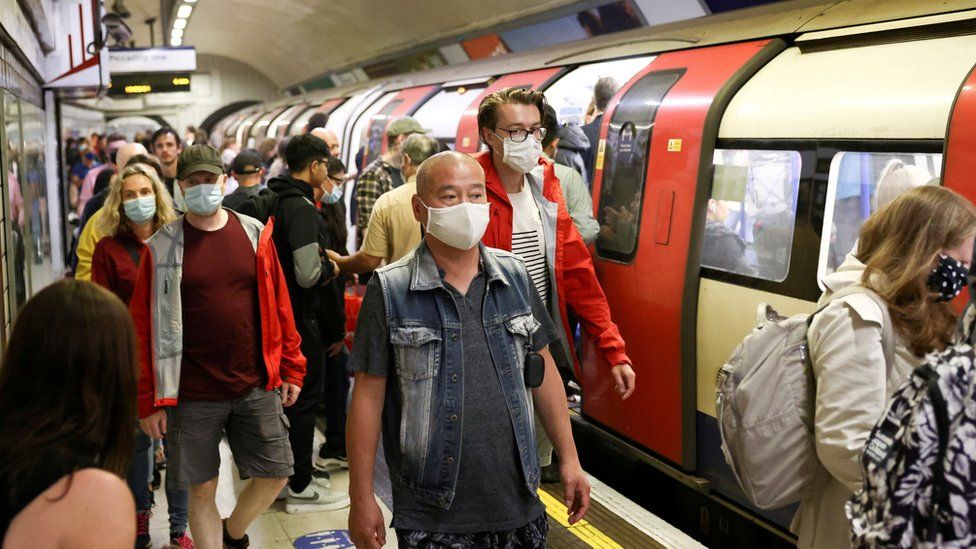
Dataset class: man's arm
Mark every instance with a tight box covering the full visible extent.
[333,250,384,274]
[355,167,387,247]
[287,205,334,289]
[347,372,387,549]
[265,227,306,398]
[532,346,590,524]
[559,167,599,245]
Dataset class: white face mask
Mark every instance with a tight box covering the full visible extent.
[422,200,490,250]
[495,132,542,174]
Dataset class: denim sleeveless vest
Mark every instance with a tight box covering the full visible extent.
[375,242,542,509]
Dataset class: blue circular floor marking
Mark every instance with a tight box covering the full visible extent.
[293,529,354,548]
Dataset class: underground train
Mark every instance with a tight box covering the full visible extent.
[206,0,976,541]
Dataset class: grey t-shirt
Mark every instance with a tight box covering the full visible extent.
[349,266,558,533]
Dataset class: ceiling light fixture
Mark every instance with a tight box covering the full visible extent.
[173,18,187,29]
[177,5,192,18]
[171,37,182,46]
[171,28,183,38]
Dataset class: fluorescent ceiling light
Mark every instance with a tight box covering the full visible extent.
[171,37,182,46]
[171,28,183,38]
[177,5,192,18]
[185,0,196,3]
[173,18,187,29]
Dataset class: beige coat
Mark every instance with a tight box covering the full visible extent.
[791,255,921,548]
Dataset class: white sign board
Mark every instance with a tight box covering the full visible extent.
[107,47,197,74]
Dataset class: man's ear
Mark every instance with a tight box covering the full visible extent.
[412,194,427,224]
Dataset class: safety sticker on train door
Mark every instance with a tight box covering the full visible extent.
[596,139,606,170]
[293,529,354,548]
[667,138,682,152]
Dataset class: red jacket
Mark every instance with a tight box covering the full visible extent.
[130,213,306,418]
[475,152,631,371]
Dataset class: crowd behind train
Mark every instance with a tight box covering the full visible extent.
[2,77,976,549]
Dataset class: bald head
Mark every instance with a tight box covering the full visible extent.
[412,152,487,227]
[116,143,148,172]
[311,127,340,158]
[416,151,484,197]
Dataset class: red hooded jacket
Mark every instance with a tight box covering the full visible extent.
[475,151,631,371]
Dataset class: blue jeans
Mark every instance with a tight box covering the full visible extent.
[128,428,189,532]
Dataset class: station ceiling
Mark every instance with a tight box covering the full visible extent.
[123,0,595,88]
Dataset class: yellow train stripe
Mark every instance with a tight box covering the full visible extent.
[538,488,623,549]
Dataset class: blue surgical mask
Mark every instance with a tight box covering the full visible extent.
[123,196,156,225]
[323,181,343,205]
[183,183,223,215]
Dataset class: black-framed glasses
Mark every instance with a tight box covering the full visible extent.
[493,127,546,143]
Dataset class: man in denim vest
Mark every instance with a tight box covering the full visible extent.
[346,151,590,548]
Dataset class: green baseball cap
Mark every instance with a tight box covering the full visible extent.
[386,116,430,137]
[177,144,223,180]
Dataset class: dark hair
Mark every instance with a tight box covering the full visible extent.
[306,112,328,132]
[286,134,331,173]
[125,153,163,178]
[151,127,182,150]
[0,280,138,504]
[477,87,548,134]
[541,105,559,149]
[193,128,209,146]
[593,77,620,111]
[93,167,117,195]
[326,156,346,177]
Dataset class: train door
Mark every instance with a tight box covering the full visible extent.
[583,40,781,470]
[362,85,439,166]
[944,62,976,205]
[454,68,562,153]
[247,106,288,147]
[346,91,397,173]
[289,97,347,138]
[234,110,266,146]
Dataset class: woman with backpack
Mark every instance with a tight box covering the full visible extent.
[795,185,976,548]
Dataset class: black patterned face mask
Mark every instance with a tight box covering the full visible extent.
[928,254,969,302]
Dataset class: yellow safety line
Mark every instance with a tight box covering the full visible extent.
[538,488,623,549]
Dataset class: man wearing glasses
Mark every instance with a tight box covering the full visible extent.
[267,134,350,513]
[474,87,636,478]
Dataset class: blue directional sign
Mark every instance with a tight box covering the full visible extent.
[293,530,354,548]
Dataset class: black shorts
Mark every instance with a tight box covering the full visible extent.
[165,388,294,489]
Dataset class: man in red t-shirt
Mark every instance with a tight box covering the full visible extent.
[132,145,305,549]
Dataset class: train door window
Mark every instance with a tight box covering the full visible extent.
[413,82,488,149]
[595,70,681,263]
[234,111,265,145]
[324,97,362,163]
[819,150,942,280]
[363,98,405,166]
[347,92,395,171]
[224,109,256,141]
[543,57,653,126]
[270,104,308,140]
[701,149,802,282]
[248,107,286,147]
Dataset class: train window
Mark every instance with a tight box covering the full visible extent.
[234,111,265,145]
[247,107,286,148]
[347,92,396,171]
[819,151,942,279]
[412,84,488,149]
[543,57,653,126]
[701,149,802,282]
[595,70,681,263]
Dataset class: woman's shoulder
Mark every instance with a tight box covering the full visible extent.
[816,287,887,328]
[6,468,134,547]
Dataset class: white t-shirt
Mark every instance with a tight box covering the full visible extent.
[509,182,550,304]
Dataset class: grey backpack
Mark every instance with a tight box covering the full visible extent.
[715,285,894,510]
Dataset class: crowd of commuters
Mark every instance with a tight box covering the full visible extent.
[7,77,974,549]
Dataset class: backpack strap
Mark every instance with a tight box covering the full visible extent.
[809,285,896,373]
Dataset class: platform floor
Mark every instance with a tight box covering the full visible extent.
[147,429,703,548]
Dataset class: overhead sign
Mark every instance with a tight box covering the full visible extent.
[107,47,197,74]
[108,73,191,96]
[45,0,110,89]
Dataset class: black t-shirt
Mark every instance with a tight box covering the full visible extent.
[349,265,557,533]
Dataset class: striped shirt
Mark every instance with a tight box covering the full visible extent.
[508,185,550,304]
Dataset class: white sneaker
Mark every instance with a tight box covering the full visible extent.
[285,483,350,513]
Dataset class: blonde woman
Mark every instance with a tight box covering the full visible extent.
[794,186,976,548]
[90,162,187,548]
[91,162,176,304]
